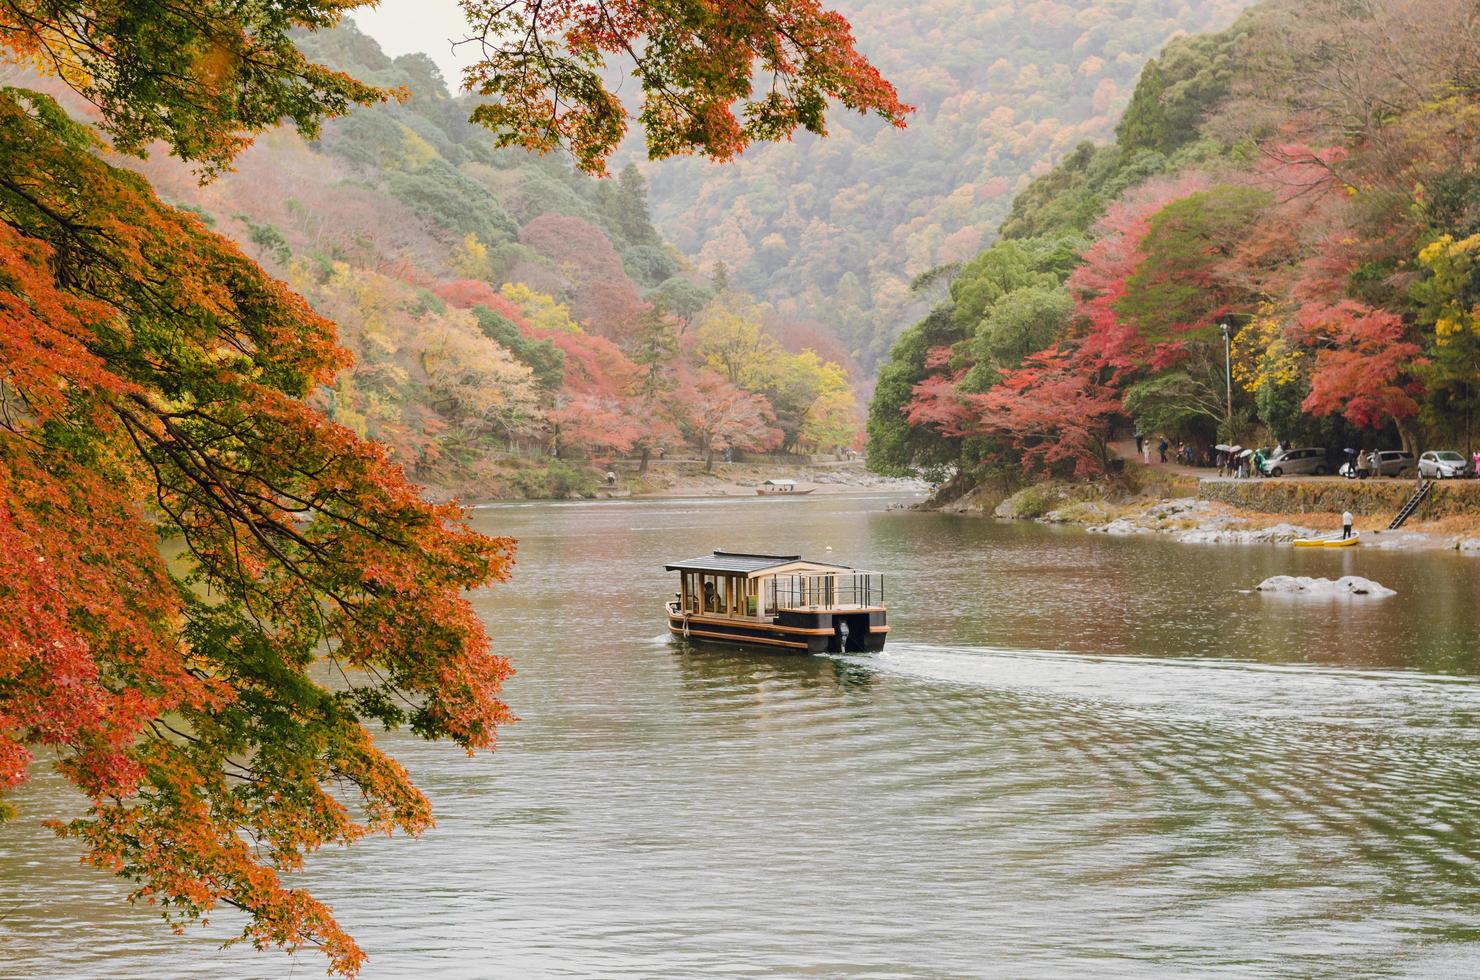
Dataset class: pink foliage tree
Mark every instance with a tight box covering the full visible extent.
[675,369,781,469]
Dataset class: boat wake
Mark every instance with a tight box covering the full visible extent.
[837,642,1480,730]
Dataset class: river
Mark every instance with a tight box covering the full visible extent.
[4,493,1480,977]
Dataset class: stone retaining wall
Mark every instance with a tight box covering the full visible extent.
[1196,478,1480,519]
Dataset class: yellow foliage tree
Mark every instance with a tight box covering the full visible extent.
[500,283,583,334]
[452,233,493,280]
[1232,305,1305,393]
[694,299,779,386]
[1416,233,1480,343]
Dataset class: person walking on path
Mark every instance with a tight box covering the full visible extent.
[1142,440,1152,465]
[1134,429,1144,455]
[1342,510,1354,540]
[1158,438,1169,463]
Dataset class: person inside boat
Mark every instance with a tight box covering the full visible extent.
[702,580,718,612]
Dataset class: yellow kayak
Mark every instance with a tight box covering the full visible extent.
[1293,533,1360,548]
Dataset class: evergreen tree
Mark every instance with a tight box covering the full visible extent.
[612,163,661,247]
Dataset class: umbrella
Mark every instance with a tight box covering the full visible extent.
[1215,443,1234,452]
[1239,448,1254,458]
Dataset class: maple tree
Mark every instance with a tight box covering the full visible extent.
[968,346,1123,477]
[1296,300,1425,438]
[906,345,1121,477]
[865,306,973,477]
[460,0,911,174]
[1067,175,1212,380]
[0,90,516,973]
[0,0,385,176]
[1115,185,1271,344]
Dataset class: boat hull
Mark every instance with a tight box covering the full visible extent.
[756,488,815,495]
[1293,533,1360,548]
[666,603,886,654]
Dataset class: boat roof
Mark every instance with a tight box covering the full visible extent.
[761,478,795,486]
[664,550,855,577]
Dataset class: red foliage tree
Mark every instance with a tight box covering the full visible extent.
[534,328,642,455]
[433,278,507,310]
[575,276,649,344]
[906,346,1121,478]
[969,346,1124,477]
[1296,300,1425,431]
[902,361,976,436]
[1068,174,1211,379]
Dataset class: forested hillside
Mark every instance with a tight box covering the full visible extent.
[869,0,1480,489]
[123,23,866,497]
[642,0,1253,369]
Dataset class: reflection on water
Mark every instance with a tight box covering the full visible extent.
[4,494,1480,977]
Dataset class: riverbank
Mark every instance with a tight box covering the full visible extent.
[949,475,1480,554]
[627,459,929,498]
[423,457,930,503]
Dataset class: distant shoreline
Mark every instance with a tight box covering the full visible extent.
[432,459,930,505]
[943,479,1480,555]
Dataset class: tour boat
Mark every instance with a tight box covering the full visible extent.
[1293,533,1360,548]
[665,551,888,653]
[756,478,815,495]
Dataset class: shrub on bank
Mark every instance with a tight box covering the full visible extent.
[504,459,600,499]
[994,481,1111,519]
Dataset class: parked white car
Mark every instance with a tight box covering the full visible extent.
[1341,450,1416,479]
[1418,451,1471,479]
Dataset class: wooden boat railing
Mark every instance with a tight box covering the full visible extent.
[674,570,884,621]
[765,571,883,612]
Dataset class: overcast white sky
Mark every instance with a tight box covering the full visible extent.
[352,3,476,85]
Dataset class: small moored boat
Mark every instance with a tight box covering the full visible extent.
[665,551,887,653]
[756,478,814,495]
[1293,532,1360,548]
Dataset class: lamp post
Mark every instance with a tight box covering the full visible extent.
[1220,322,1232,437]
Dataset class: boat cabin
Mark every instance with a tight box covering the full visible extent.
[756,478,813,495]
[665,551,887,653]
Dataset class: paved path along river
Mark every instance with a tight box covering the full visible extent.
[3,493,1480,977]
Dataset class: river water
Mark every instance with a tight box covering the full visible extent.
[4,494,1480,978]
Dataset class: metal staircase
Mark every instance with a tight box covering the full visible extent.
[1388,479,1433,530]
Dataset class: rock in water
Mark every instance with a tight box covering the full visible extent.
[1255,575,1396,598]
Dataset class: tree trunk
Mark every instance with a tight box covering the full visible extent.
[1394,416,1419,455]
[639,447,650,474]
[704,447,715,472]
